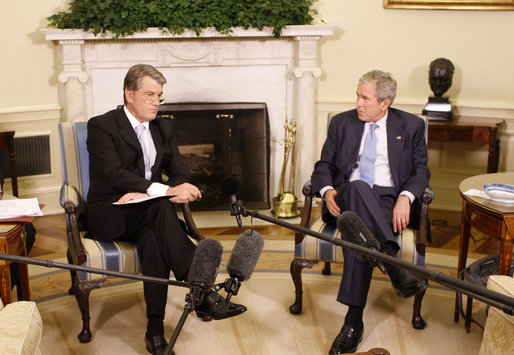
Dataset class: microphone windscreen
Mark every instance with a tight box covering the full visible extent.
[188,238,223,290]
[220,176,240,196]
[337,211,380,251]
[226,230,264,281]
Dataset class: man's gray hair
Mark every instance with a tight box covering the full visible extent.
[123,64,167,104]
[359,70,397,103]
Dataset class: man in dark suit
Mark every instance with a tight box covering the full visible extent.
[311,70,430,354]
[86,64,245,354]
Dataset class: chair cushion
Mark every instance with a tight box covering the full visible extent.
[0,301,42,354]
[294,216,425,267]
[78,232,142,281]
[58,122,89,199]
[295,217,344,262]
[479,275,514,355]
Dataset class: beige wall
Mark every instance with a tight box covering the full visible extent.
[0,1,513,212]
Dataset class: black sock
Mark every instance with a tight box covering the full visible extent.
[344,306,364,330]
[146,317,164,338]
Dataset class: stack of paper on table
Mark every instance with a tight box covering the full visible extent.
[0,198,44,222]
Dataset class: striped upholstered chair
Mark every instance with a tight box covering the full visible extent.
[58,122,205,343]
[289,113,433,330]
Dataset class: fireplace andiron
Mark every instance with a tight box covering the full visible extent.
[272,118,300,218]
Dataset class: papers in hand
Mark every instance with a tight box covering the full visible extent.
[0,198,44,219]
[112,194,175,205]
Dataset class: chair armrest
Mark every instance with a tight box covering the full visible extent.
[60,184,80,210]
[60,184,87,266]
[415,187,434,252]
[180,203,205,242]
[295,181,313,245]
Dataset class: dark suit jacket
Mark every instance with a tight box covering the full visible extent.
[86,107,190,239]
[311,108,430,207]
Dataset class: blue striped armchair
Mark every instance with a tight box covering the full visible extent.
[58,121,205,343]
[289,113,433,330]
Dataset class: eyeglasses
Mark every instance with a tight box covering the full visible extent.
[136,90,165,104]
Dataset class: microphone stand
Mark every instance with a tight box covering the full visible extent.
[236,206,514,316]
[0,253,189,288]
[165,299,194,355]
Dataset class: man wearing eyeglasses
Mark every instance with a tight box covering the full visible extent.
[86,64,246,355]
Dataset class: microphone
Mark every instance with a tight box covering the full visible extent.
[220,229,264,301]
[186,238,223,307]
[337,211,387,275]
[220,176,244,231]
[166,238,223,355]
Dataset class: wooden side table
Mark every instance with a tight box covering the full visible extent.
[428,121,501,173]
[454,173,514,331]
[0,223,30,305]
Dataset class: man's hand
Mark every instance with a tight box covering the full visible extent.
[324,189,341,218]
[117,192,149,204]
[392,195,411,234]
[167,183,202,204]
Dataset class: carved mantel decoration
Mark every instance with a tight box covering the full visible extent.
[43,25,336,200]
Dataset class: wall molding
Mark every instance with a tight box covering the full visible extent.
[0,104,63,214]
[0,105,61,123]
[318,99,514,120]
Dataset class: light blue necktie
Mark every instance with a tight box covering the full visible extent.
[135,124,152,180]
[360,123,378,187]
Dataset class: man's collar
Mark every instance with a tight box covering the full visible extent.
[367,111,388,129]
[123,106,149,129]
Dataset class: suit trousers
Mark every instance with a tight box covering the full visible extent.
[96,198,197,322]
[332,180,399,308]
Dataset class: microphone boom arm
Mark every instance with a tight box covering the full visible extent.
[239,207,514,316]
[0,253,189,288]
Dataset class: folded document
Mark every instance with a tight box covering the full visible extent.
[0,198,44,220]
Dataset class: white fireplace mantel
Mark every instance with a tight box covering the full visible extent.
[43,25,335,40]
[43,24,335,201]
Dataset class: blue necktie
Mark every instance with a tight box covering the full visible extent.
[360,123,378,187]
[135,124,152,180]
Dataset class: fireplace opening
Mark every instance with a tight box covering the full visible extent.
[158,102,270,211]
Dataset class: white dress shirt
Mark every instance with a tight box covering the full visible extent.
[320,111,414,203]
[124,106,169,197]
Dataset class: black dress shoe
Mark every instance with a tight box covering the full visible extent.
[145,334,170,355]
[386,265,428,298]
[329,324,363,354]
[195,290,247,320]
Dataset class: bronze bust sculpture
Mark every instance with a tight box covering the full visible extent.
[423,57,455,121]
[429,58,455,97]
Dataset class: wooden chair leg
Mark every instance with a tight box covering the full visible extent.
[66,251,78,295]
[411,288,427,329]
[322,261,331,275]
[289,258,318,315]
[75,279,104,343]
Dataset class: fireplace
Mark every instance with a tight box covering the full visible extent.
[43,25,335,211]
[158,102,269,210]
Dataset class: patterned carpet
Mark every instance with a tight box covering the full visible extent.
[25,237,486,355]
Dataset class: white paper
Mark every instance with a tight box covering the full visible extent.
[112,194,175,205]
[0,198,44,219]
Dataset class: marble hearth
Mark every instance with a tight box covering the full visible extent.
[44,25,335,202]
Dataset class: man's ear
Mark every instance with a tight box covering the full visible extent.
[125,89,134,104]
[381,98,392,110]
